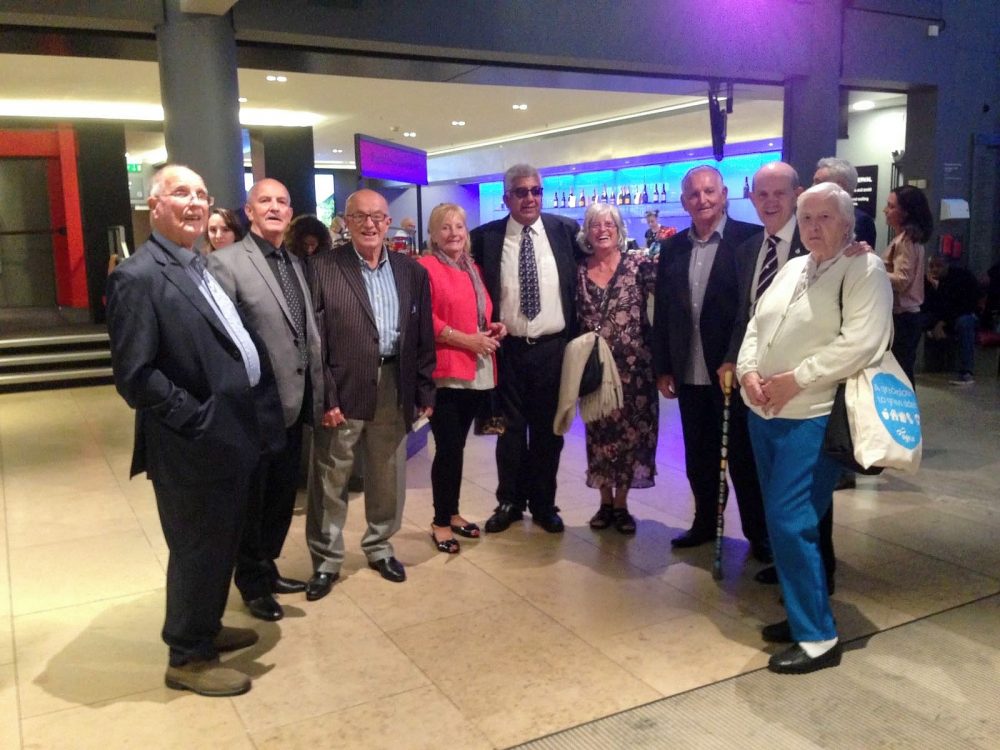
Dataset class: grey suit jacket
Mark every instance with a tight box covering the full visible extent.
[207,233,324,428]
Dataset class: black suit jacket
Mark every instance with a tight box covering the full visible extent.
[470,213,581,336]
[308,244,435,430]
[854,208,877,247]
[726,224,809,362]
[106,237,283,487]
[652,217,760,384]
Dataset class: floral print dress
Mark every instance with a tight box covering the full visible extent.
[576,251,659,489]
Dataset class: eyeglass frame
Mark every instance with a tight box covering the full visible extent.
[346,211,390,225]
[507,186,544,199]
[161,188,215,207]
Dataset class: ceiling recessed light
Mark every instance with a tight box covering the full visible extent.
[332,148,343,153]
[851,100,875,111]
[451,120,466,126]
[767,141,774,146]
[238,97,248,103]
[276,75,287,83]
[266,75,276,82]
[403,131,416,138]
[512,103,527,111]
[266,74,288,83]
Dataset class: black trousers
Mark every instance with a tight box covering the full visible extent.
[677,384,768,548]
[429,388,488,527]
[892,311,922,387]
[234,407,306,601]
[153,476,249,666]
[495,335,566,515]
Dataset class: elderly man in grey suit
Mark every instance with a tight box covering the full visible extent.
[305,188,435,598]
[208,178,324,622]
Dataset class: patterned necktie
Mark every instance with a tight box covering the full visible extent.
[756,235,780,301]
[275,248,308,365]
[519,225,540,320]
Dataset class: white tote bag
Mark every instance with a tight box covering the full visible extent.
[845,350,922,473]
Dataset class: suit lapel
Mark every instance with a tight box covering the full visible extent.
[389,252,412,340]
[335,245,377,327]
[151,243,234,343]
[673,233,694,313]
[483,221,505,301]
[244,235,294,328]
[789,224,808,259]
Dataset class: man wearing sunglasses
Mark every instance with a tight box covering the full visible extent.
[471,164,580,534]
[305,188,435,595]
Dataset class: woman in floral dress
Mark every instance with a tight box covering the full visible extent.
[575,203,659,534]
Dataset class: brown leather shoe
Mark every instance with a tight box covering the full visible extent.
[213,626,258,653]
[165,659,251,697]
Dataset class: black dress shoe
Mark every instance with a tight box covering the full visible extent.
[245,594,283,622]
[751,543,774,564]
[305,572,338,601]
[670,528,714,548]
[368,557,406,583]
[484,504,524,534]
[273,575,307,595]
[761,619,793,643]
[533,511,565,534]
[754,565,779,585]
[768,642,842,674]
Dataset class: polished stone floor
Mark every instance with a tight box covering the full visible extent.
[0,363,997,749]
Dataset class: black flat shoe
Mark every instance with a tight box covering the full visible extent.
[431,527,460,554]
[754,566,779,585]
[612,508,637,535]
[768,642,842,674]
[450,522,481,538]
[369,556,406,583]
[273,575,307,595]
[589,504,614,530]
[305,571,338,601]
[761,619,793,643]
[245,594,283,622]
[484,504,524,534]
[670,528,714,548]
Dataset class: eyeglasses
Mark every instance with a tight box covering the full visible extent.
[508,186,543,199]
[164,188,214,207]
[346,211,388,225]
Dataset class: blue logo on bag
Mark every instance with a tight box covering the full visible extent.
[872,373,921,448]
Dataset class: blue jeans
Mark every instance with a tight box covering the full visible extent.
[747,412,840,642]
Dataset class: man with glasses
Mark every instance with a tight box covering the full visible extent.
[470,164,580,534]
[305,188,435,595]
[207,179,324,621]
[106,165,283,696]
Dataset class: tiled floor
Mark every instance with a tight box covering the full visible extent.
[0,366,997,749]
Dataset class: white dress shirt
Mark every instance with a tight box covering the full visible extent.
[749,216,797,305]
[498,215,566,337]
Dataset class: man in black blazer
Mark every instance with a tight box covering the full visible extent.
[106,165,284,697]
[652,165,770,560]
[306,188,435,595]
[208,178,324,622]
[470,163,580,534]
[813,157,877,247]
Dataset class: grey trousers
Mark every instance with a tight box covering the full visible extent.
[306,362,407,573]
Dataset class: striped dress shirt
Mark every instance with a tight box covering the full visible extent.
[355,246,400,356]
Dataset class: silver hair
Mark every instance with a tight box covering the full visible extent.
[149,164,198,198]
[797,182,856,240]
[503,163,541,194]
[680,164,724,194]
[576,202,628,255]
[815,157,858,194]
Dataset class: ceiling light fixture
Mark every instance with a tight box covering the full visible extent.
[332,148,343,153]
[451,120,466,126]
[265,74,288,83]
[851,100,875,112]
[512,104,528,111]
[431,98,707,156]
[238,97,248,103]
[403,131,416,138]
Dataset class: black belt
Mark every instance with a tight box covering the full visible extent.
[507,332,564,346]
[379,355,398,365]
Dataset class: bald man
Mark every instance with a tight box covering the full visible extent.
[305,189,435,596]
[208,178,324,622]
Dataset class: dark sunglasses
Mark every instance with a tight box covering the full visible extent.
[509,186,543,199]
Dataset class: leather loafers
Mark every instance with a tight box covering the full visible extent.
[533,511,565,534]
[273,575,307,595]
[245,594,283,622]
[369,556,406,583]
[305,571,338,601]
[754,566,779,585]
[213,626,259,653]
[768,642,842,674]
[761,619,793,643]
[670,528,714,548]
[484,504,524,534]
[165,659,250,697]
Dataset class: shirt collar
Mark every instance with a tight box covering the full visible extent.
[353,243,389,269]
[152,230,198,266]
[249,229,282,257]
[689,214,726,245]
[506,214,544,237]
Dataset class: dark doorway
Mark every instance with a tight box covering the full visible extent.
[0,157,59,309]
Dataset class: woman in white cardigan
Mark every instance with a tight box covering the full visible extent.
[736,182,892,675]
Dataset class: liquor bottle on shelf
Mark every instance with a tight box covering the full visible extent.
[623,185,631,205]
[660,183,668,202]
[652,184,660,203]
[561,191,568,208]
[591,188,598,205]
[578,190,586,208]
[552,192,559,209]
[640,184,649,204]
[742,177,750,199]
[568,189,576,208]
[600,185,608,203]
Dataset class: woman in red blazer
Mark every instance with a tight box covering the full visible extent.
[418,203,507,553]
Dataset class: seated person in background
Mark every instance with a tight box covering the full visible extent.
[286,214,333,260]
[923,254,982,386]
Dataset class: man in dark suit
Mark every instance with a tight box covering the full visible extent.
[652,165,771,561]
[106,165,283,697]
[814,157,877,247]
[207,178,324,622]
[470,163,580,534]
[305,188,435,596]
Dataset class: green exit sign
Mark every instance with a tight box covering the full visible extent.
[126,163,142,173]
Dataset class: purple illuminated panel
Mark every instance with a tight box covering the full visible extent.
[355,134,428,185]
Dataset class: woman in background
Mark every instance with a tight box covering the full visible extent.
[576,202,658,535]
[286,214,333,260]
[883,185,933,385]
[418,203,506,553]
[204,207,245,252]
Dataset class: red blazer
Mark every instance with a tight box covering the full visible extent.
[418,255,496,382]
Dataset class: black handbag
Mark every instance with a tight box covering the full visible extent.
[473,389,506,435]
[578,336,603,397]
[822,382,883,475]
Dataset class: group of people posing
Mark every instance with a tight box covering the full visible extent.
[106,153,933,697]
